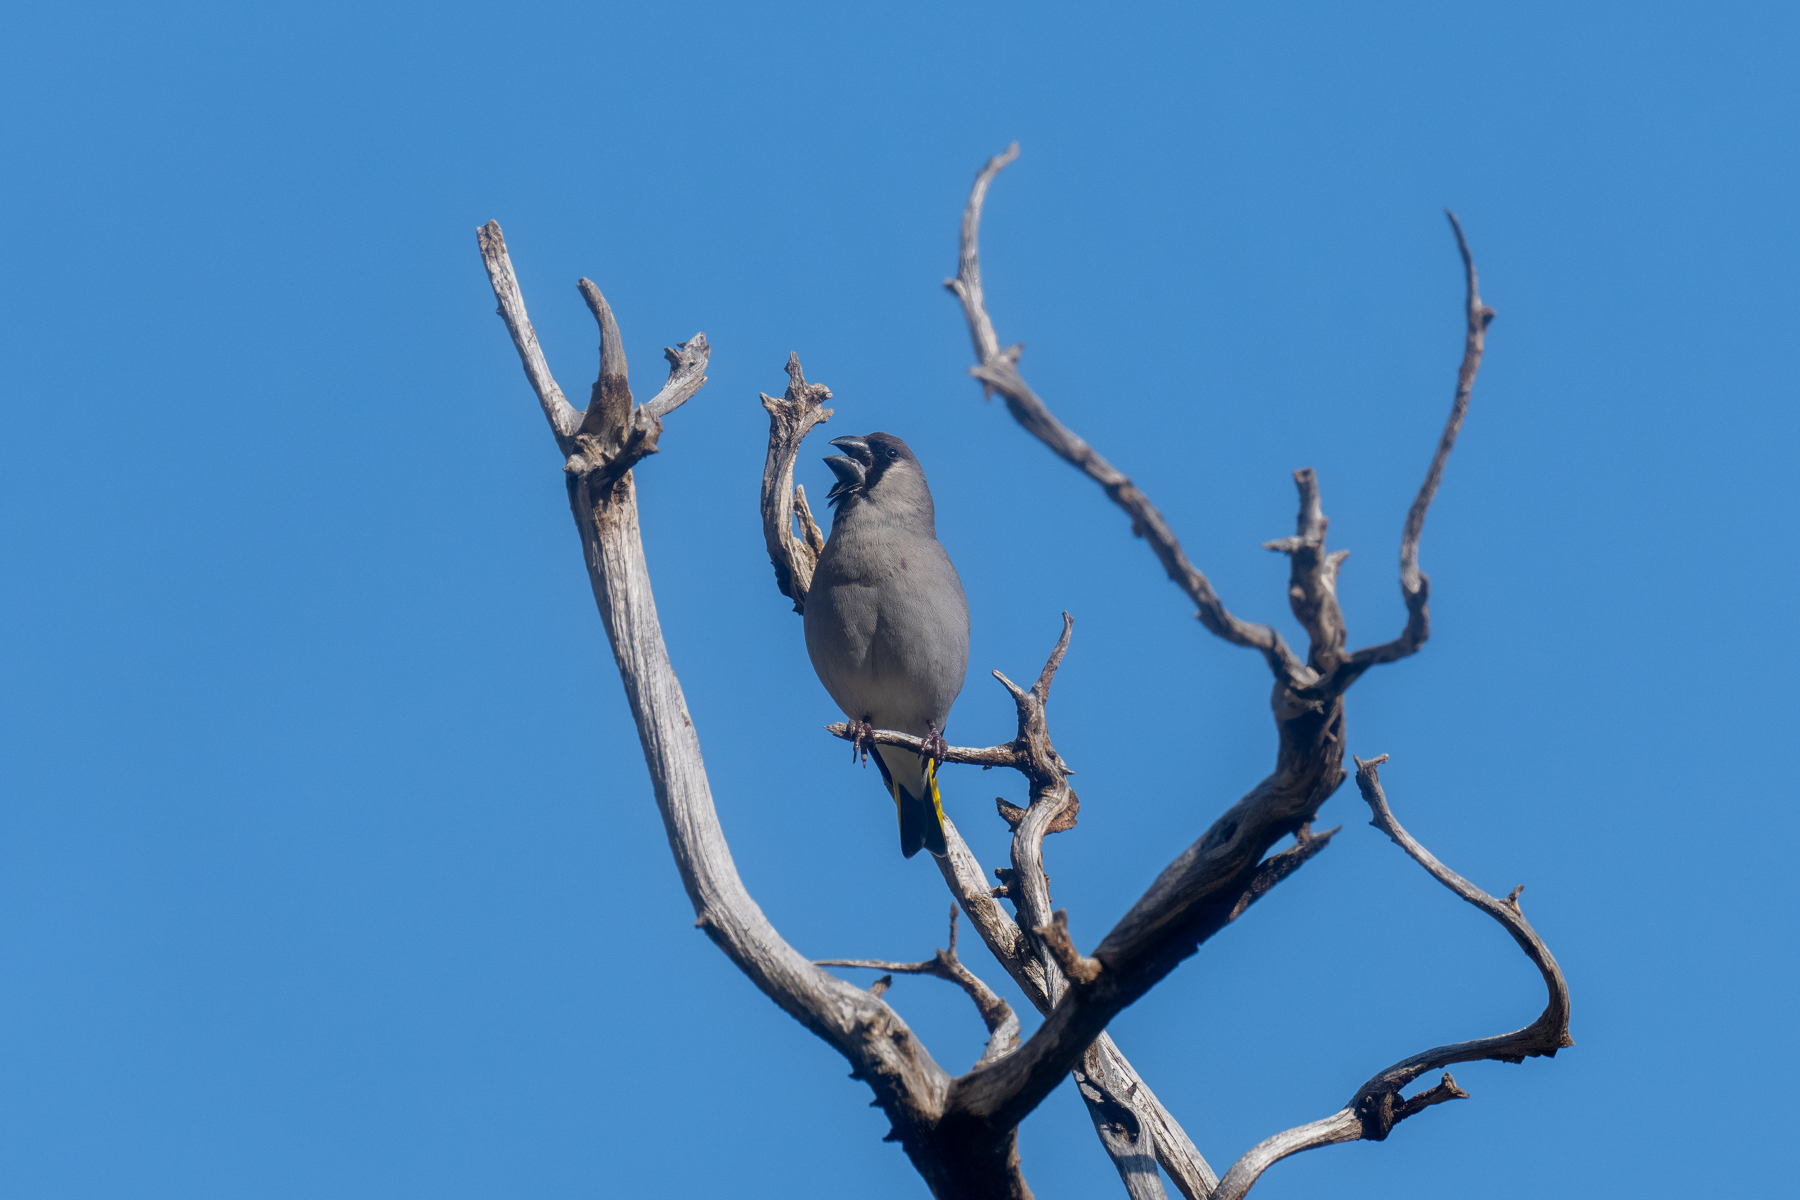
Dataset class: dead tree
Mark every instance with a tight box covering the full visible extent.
[475,144,1572,1200]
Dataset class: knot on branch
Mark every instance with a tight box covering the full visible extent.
[563,410,664,493]
[555,328,711,503]
[1357,1073,1470,1141]
[1035,909,1101,986]
[997,794,1078,835]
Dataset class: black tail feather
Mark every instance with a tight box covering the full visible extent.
[872,751,948,859]
[896,781,948,859]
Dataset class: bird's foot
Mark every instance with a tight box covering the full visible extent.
[922,724,950,768]
[846,718,877,766]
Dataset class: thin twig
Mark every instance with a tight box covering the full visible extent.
[1404,212,1493,596]
[823,724,1024,770]
[818,907,1022,1068]
[1226,823,1339,922]
[1341,210,1495,677]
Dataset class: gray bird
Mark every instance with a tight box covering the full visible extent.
[804,432,970,858]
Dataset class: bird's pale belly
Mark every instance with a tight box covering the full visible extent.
[804,577,966,736]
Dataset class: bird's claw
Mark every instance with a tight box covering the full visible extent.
[922,724,950,768]
[847,718,877,766]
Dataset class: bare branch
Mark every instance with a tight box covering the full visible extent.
[927,672,1221,1198]
[920,617,1339,1197]
[1352,754,1573,1060]
[793,483,826,555]
[643,334,713,422]
[1262,468,1349,676]
[820,907,1022,1068]
[1076,1046,1168,1200]
[945,148,1302,681]
[1342,210,1495,675]
[949,142,1016,367]
[997,794,1079,836]
[990,618,1082,1041]
[1408,213,1493,596]
[914,629,1339,1200]
[942,752,1349,1141]
[1211,1109,1366,1196]
[476,221,582,446]
[823,722,1025,770]
[559,332,711,496]
[1209,756,1571,1200]
[759,353,835,613]
[935,816,1041,989]
[1226,823,1339,922]
[1035,909,1102,985]
[923,182,1516,1161]
[575,277,633,441]
[478,232,1031,1197]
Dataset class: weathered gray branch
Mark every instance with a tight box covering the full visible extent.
[944,145,1303,683]
[929,145,1522,1184]
[1335,210,1495,681]
[824,724,1026,771]
[947,148,1492,704]
[477,221,582,448]
[556,273,711,496]
[819,907,1022,1068]
[477,225,1036,1199]
[836,623,1338,1200]
[759,353,834,613]
[1209,755,1572,1200]
[936,818,1219,1200]
[575,277,632,439]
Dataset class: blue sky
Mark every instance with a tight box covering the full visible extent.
[2,2,1794,1196]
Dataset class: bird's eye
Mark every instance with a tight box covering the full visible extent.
[884,448,899,459]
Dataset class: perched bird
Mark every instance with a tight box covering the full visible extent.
[804,432,970,858]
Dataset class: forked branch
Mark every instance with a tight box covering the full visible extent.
[831,614,1340,1200]
[925,147,1531,1185]
[819,907,1022,1068]
[1210,755,1572,1200]
[948,148,1492,699]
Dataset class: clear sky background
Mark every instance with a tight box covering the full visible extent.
[3,2,1795,1197]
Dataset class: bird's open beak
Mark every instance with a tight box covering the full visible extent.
[824,435,872,498]
[823,454,866,491]
[829,436,874,466]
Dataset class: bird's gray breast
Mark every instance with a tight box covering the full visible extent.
[804,518,970,736]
